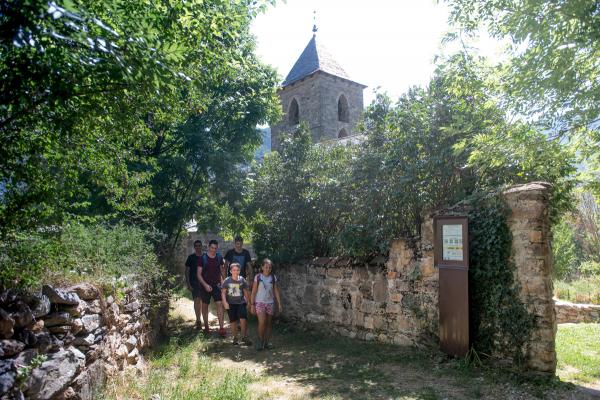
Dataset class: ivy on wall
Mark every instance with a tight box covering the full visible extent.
[468,195,535,365]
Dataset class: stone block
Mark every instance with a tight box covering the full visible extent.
[10,302,34,329]
[81,315,101,333]
[67,284,100,301]
[389,293,403,303]
[30,295,51,318]
[372,316,387,331]
[26,347,85,400]
[420,256,436,279]
[393,334,413,346]
[387,271,397,280]
[42,285,80,306]
[327,268,343,279]
[528,230,543,243]
[0,359,16,396]
[0,339,25,357]
[386,303,402,314]
[44,312,72,328]
[372,277,388,303]
[0,309,15,339]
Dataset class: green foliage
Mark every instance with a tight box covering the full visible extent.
[0,0,279,242]
[552,216,583,280]
[251,54,576,261]
[0,223,164,290]
[580,260,600,277]
[554,276,600,304]
[444,0,600,197]
[444,0,600,134]
[468,195,534,364]
[250,125,353,262]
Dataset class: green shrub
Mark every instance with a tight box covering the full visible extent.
[551,217,583,279]
[554,276,600,304]
[0,223,166,290]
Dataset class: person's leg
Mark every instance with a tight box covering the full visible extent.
[193,297,203,326]
[201,292,210,332]
[240,317,248,338]
[230,320,238,342]
[215,301,224,329]
[264,314,273,347]
[256,312,266,349]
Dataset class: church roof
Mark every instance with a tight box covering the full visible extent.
[283,35,360,87]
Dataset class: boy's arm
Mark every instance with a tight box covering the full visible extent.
[184,266,191,290]
[220,258,226,282]
[197,267,210,291]
[221,287,229,309]
[243,288,251,305]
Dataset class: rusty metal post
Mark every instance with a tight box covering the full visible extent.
[434,216,469,357]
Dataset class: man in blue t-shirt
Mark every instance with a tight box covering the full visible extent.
[224,236,253,280]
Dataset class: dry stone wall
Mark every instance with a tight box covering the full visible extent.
[0,283,168,399]
[276,183,557,373]
[554,299,600,324]
[277,229,439,347]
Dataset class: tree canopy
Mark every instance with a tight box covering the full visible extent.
[250,54,575,260]
[0,0,279,239]
[444,0,600,133]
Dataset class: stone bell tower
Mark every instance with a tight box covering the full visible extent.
[271,26,366,150]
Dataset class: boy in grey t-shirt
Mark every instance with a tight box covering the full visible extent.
[221,263,252,345]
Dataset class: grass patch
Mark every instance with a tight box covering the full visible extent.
[554,277,600,304]
[101,334,257,400]
[102,298,589,400]
[556,323,600,385]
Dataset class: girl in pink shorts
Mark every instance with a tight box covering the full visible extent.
[250,258,282,350]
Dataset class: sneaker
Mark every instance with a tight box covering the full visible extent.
[202,327,210,336]
[242,337,253,346]
[218,328,227,338]
[232,337,239,345]
[264,342,273,350]
[255,341,264,351]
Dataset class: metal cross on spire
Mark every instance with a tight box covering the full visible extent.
[312,10,318,36]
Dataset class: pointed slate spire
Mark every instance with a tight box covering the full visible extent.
[282,35,351,86]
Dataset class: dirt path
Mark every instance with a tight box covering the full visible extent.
[169,297,597,400]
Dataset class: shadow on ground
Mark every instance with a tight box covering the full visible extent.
[143,297,598,400]
[161,308,595,400]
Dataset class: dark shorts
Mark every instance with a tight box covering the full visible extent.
[227,303,248,322]
[200,284,221,304]
[190,284,203,300]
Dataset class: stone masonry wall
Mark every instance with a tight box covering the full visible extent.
[277,220,439,346]
[555,299,600,324]
[503,183,556,372]
[277,183,557,373]
[0,283,168,399]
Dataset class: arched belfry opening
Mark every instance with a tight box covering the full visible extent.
[338,95,349,122]
[289,98,299,125]
[338,128,348,138]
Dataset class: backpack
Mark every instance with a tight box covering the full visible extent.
[201,252,223,269]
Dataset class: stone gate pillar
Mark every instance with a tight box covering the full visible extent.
[503,182,556,373]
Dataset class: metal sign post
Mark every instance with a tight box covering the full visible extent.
[434,216,469,357]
